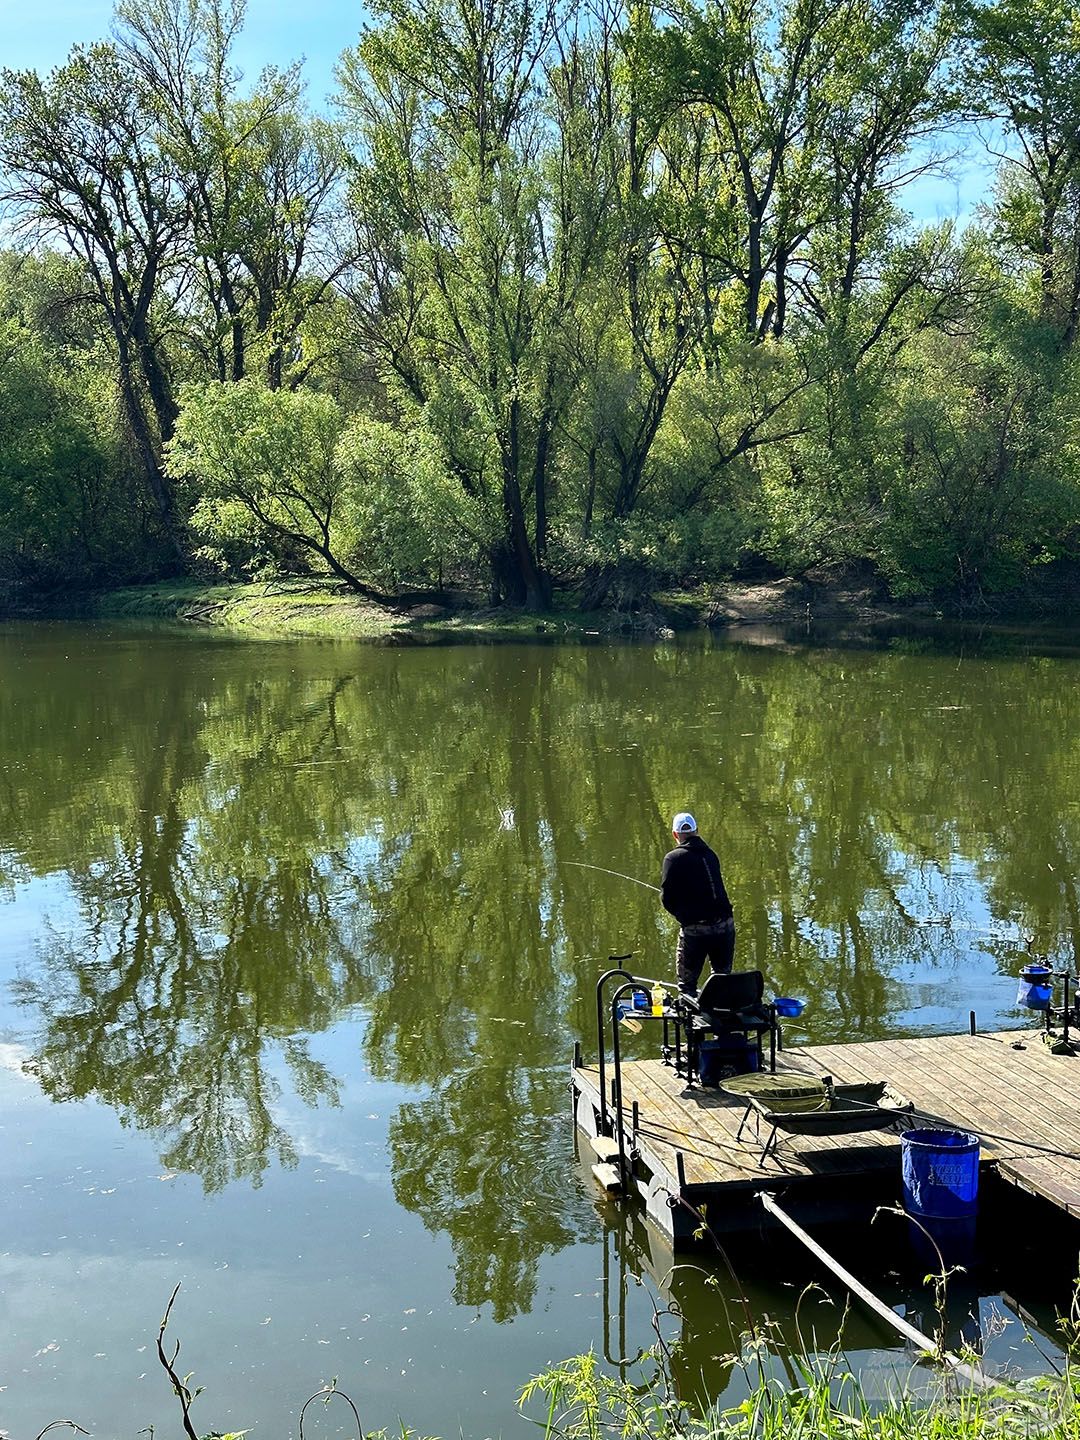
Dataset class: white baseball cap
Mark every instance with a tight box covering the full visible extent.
[672,812,697,834]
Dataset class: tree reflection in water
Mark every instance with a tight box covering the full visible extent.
[2,627,1079,1318]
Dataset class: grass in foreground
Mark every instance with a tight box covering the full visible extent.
[32,1283,1080,1440]
[520,1346,1078,1440]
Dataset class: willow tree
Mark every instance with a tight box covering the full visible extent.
[338,0,620,607]
[629,0,853,344]
[0,0,354,565]
[116,0,351,390]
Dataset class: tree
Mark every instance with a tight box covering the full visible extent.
[0,316,112,587]
[168,378,388,594]
[634,0,850,343]
[0,252,157,589]
[608,0,963,585]
[958,0,1080,333]
[116,0,352,390]
[0,43,188,545]
[339,0,617,607]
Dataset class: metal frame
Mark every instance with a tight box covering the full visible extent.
[1045,969,1080,1049]
[595,963,679,1183]
[674,994,780,1084]
[595,960,634,1137]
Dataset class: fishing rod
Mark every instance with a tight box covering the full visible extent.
[565,861,660,893]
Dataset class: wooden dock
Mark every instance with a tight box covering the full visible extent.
[571,1029,1080,1242]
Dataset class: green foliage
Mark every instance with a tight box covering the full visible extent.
[336,414,476,586]
[5,0,1080,602]
[169,380,468,591]
[169,379,371,588]
[0,266,158,590]
[520,1347,1080,1440]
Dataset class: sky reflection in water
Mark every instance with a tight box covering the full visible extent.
[0,622,1077,1435]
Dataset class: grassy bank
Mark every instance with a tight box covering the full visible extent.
[5,571,928,643]
[54,577,682,641]
[520,1354,1079,1440]
[6,568,1079,644]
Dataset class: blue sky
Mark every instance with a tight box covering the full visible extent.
[0,0,362,107]
[1,0,994,224]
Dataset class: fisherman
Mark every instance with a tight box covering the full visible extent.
[660,812,735,994]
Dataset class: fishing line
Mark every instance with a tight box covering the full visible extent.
[565,861,660,893]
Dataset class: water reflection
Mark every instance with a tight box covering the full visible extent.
[1,626,1079,1326]
[596,1181,1069,1404]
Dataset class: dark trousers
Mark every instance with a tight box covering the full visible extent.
[676,918,735,993]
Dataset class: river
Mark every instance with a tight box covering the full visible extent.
[1,620,1078,1436]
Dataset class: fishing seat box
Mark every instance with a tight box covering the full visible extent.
[698,1034,759,1085]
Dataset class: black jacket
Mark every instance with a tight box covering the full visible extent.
[660,835,733,927]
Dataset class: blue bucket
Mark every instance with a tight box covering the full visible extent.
[901,1129,980,1219]
[1017,964,1053,1010]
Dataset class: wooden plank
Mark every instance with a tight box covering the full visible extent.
[864,1041,1002,1123]
[863,1036,1080,1163]
[962,1038,1080,1135]
[622,1065,738,1185]
[631,1059,904,1178]
[998,1158,1080,1215]
[599,1060,718,1188]
[867,1054,1054,1162]
[811,1036,1080,1211]
[574,1027,1080,1227]
[633,1064,850,1176]
[623,1064,814,1185]
[591,1162,623,1192]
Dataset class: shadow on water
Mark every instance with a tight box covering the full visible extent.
[589,1166,1076,1404]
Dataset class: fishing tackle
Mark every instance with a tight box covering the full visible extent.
[565,861,660,893]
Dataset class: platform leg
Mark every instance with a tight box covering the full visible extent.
[759,1124,779,1168]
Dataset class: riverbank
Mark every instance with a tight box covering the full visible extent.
[4,567,1079,643]
[2,561,1080,648]
[521,1355,1080,1440]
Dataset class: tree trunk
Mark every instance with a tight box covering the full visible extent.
[134,325,180,444]
[747,213,764,338]
[498,400,551,610]
[489,541,526,605]
[582,445,598,539]
[117,341,184,563]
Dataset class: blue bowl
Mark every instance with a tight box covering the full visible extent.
[773,996,805,1018]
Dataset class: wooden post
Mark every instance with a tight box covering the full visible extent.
[759,1193,994,1390]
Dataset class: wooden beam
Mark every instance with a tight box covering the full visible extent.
[758,1193,995,1391]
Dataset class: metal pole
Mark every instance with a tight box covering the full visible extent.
[610,981,637,1183]
[596,963,633,1135]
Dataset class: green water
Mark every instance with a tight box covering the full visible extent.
[1,621,1078,1435]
